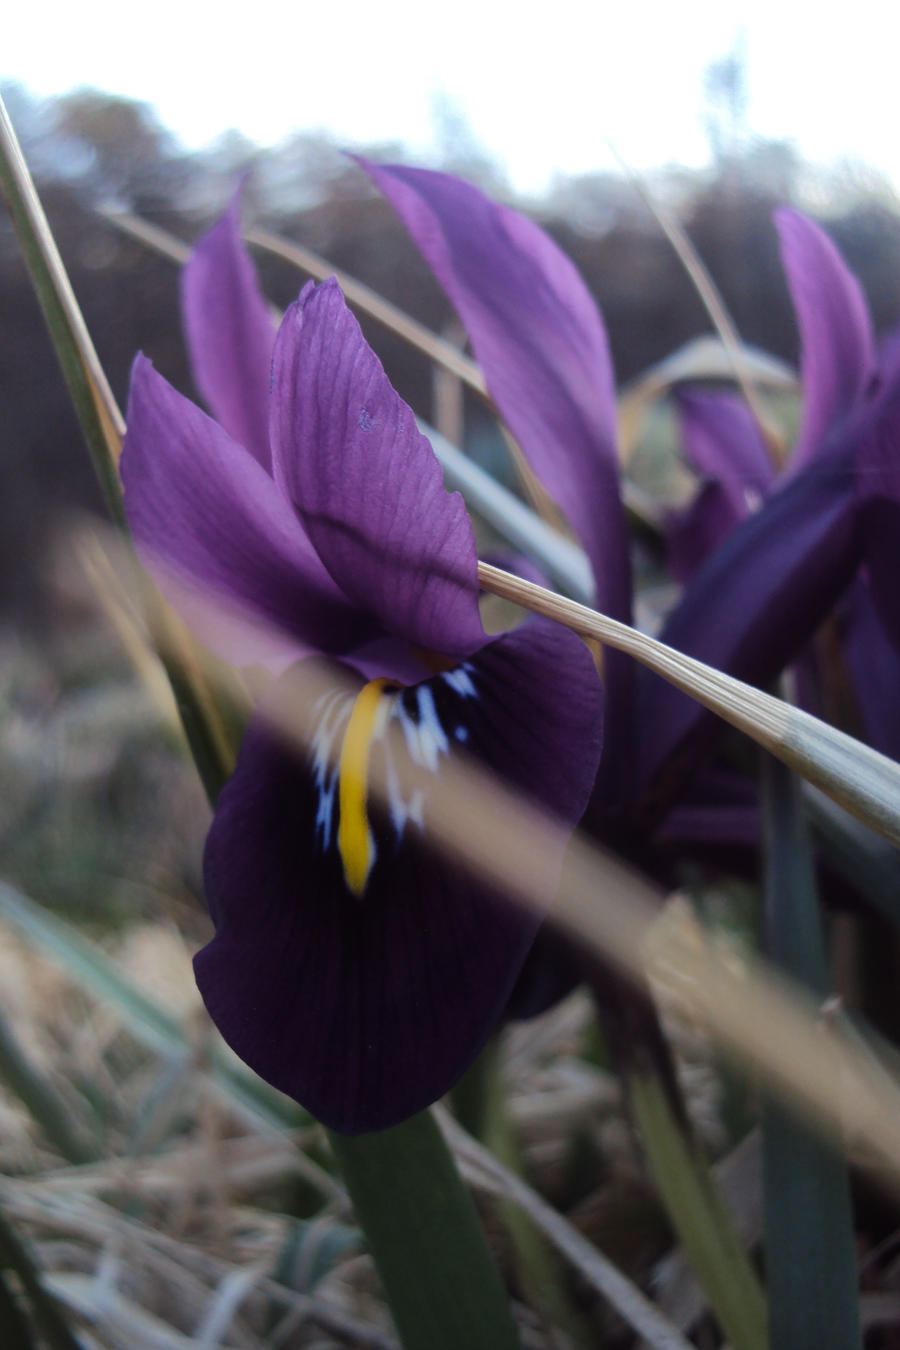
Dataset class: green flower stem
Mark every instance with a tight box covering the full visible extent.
[629,1066,767,1350]
[761,751,861,1350]
[329,1112,521,1350]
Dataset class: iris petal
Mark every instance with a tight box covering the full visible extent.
[269,279,486,659]
[776,208,875,474]
[181,190,276,470]
[196,617,602,1134]
[667,390,775,582]
[122,356,371,669]
[638,450,860,807]
[360,160,629,623]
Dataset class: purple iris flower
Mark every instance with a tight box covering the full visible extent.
[361,166,900,859]
[647,209,900,798]
[121,199,603,1134]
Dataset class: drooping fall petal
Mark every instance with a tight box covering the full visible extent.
[270,279,486,659]
[181,190,275,470]
[122,355,371,669]
[196,617,602,1134]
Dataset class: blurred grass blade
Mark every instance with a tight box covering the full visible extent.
[804,785,900,928]
[629,1068,767,1350]
[477,562,900,848]
[0,93,237,803]
[0,881,310,1142]
[437,1107,694,1350]
[0,1009,94,1164]
[609,141,784,462]
[0,95,124,523]
[0,1268,38,1350]
[761,753,861,1350]
[462,1041,594,1346]
[329,1113,521,1350]
[0,1206,83,1350]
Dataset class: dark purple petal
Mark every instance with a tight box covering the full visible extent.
[361,160,630,624]
[776,209,875,474]
[270,279,486,658]
[196,617,602,1133]
[181,190,275,470]
[122,356,371,668]
[637,448,861,809]
[654,771,760,850]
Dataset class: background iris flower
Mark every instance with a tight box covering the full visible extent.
[120,204,603,1135]
[649,208,900,802]
[363,162,900,894]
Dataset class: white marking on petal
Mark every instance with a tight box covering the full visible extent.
[442,665,477,699]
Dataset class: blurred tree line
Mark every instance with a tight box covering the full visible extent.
[4,78,900,624]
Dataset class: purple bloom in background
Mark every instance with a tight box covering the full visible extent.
[638,208,900,809]
[122,207,603,1134]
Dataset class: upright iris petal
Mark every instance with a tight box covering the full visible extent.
[776,208,875,475]
[270,280,486,658]
[181,189,276,470]
[362,160,632,801]
[122,211,604,1134]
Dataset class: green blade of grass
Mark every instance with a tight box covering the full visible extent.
[0,881,308,1141]
[0,92,236,805]
[629,1066,767,1350]
[329,1113,521,1350]
[761,752,861,1350]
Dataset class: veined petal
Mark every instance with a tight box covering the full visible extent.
[637,450,861,808]
[122,356,370,668]
[181,189,275,470]
[361,160,630,623]
[776,208,875,473]
[270,279,486,658]
[196,617,602,1134]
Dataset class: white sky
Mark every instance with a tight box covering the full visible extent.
[4,0,900,197]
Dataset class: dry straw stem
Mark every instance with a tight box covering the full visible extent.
[109,538,900,1203]
[436,1106,694,1350]
[0,101,124,447]
[477,561,900,850]
[608,140,785,463]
